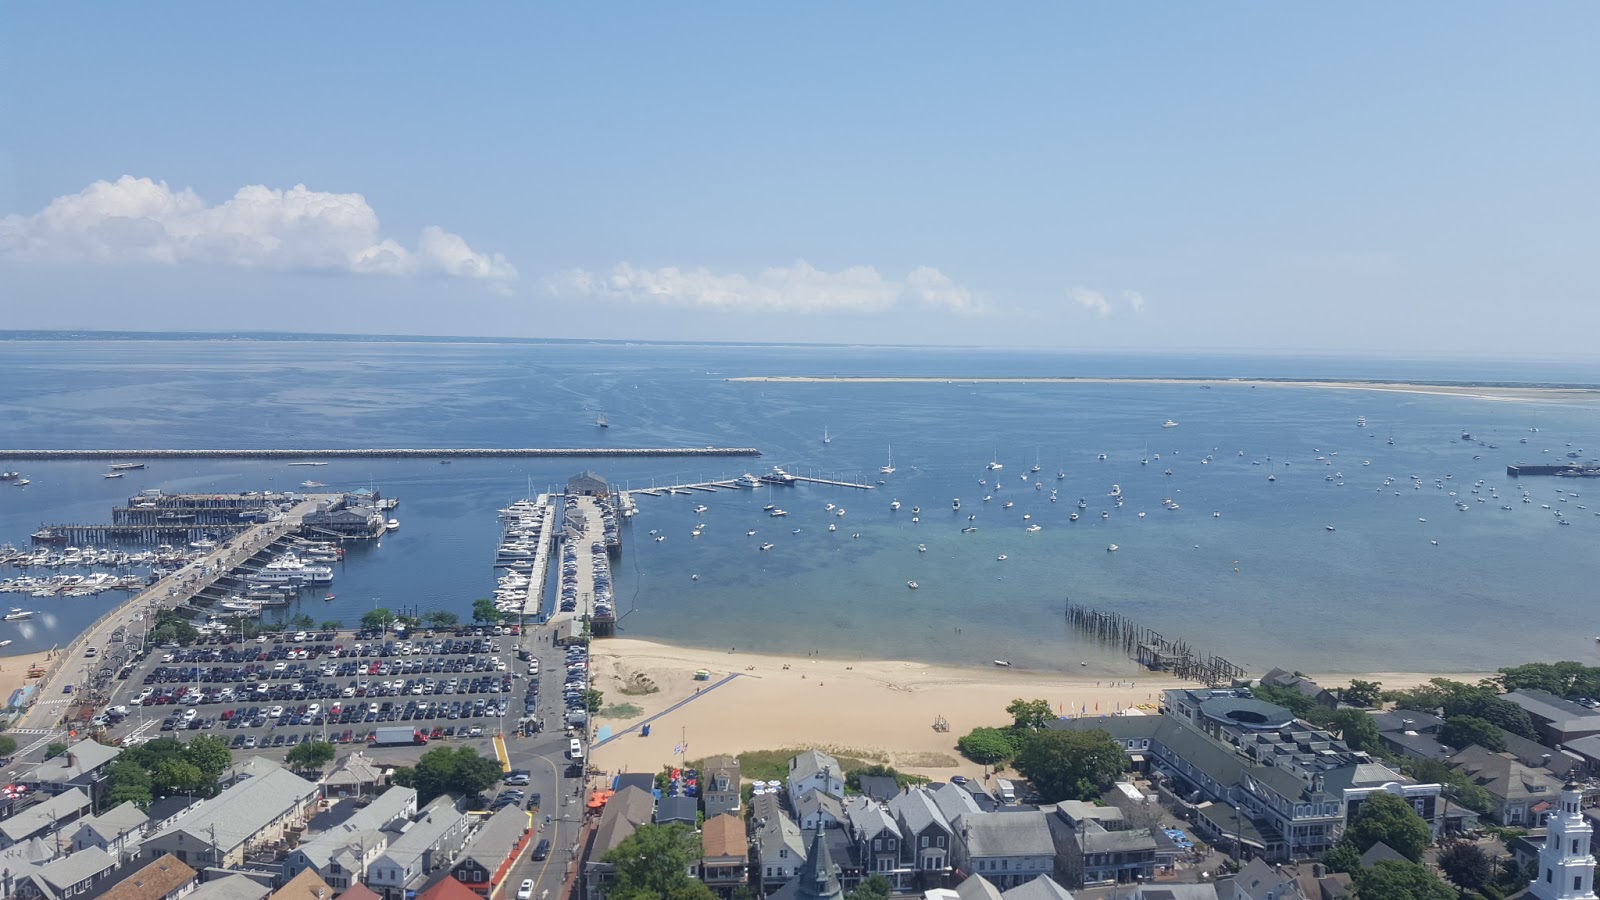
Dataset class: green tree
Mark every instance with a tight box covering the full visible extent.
[845,875,892,900]
[360,608,394,631]
[1494,661,1595,697]
[1436,839,1493,891]
[408,747,505,803]
[1340,793,1431,863]
[182,734,232,784]
[1013,729,1126,802]
[425,610,459,627]
[1352,859,1454,900]
[452,747,505,796]
[1321,843,1362,874]
[956,727,1018,765]
[0,735,17,757]
[152,758,205,796]
[320,620,343,631]
[286,740,337,773]
[148,611,200,647]
[1402,757,1494,816]
[289,613,317,630]
[583,688,605,713]
[1343,679,1383,708]
[44,742,67,759]
[1467,697,1536,740]
[1006,698,1055,730]
[471,599,503,625]
[106,759,154,811]
[1326,708,1382,753]
[1439,715,1506,753]
[603,823,712,900]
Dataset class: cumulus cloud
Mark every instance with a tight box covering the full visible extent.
[1069,287,1112,318]
[1123,290,1147,315]
[549,260,984,316]
[0,176,517,290]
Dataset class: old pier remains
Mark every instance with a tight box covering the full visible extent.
[1066,600,1246,685]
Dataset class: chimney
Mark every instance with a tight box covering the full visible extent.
[1313,862,1327,879]
[65,751,75,769]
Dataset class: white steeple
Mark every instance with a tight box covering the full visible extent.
[1532,781,1597,900]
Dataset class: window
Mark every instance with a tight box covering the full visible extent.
[937,836,945,848]
[1576,875,1585,892]
[1576,840,1583,854]
[779,850,787,859]
[921,836,929,848]
[873,839,881,851]
[1548,869,1554,883]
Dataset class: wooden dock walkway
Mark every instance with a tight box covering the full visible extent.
[790,475,876,490]
[0,447,762,460]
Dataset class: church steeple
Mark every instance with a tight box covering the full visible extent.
[1531,781,1597,900]
[796,824,843,900]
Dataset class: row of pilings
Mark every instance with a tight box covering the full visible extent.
[1066,600,1248,686]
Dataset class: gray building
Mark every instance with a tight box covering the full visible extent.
[0,789,93,850]
[15,846,118,900]
[1047,801,1156,889]
[583,786,656,900]
[701,755,743,819]
[1504,690,1600,748]
[281,786,418,889]
[138,766,319,869]
[953,811,1056,889]
[753,792,808,890]
[69,801,149,858]
[365,795,472,900]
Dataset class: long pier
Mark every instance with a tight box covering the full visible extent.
[0,447,761,460]
[791,475,876,490]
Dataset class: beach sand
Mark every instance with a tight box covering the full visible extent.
[586,638,1490,780]
[0,649,58,704]
[727,376,1600,404]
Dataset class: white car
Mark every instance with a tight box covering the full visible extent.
[516,880,534,900]
[270,705,284,717]
[182,708,197,721]
[306,703,321,716]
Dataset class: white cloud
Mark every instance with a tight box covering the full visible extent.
[550,260,984,316]
[0,176,516,290]
[1069,287,1112,318]
[1123,290,1147,315]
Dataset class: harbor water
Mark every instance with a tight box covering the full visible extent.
[2,338,1599,675]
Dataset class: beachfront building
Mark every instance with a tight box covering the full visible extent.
[1046,801,1156,889]
[447,805,531,898]
[701,756,742,819]
[70,800,149,858]
[888,788,955,882]
[845,797,911,889]
[138,765,319,869]
[797,791,846,831]
[1505,691,1600,750]
[583,786,657,900]
[754,792,809,891]
[364,796,472,900]
[701,814,748,898]
[951,811,1056,889]
[1257,670,1338,711]
[768,827,843,900]
[789,751,845,809]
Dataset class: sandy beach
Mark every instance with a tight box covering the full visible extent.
[587,638,1491,781]
[727,376,1600,404]
[0,649,57,705]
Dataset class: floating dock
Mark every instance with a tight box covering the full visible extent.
[0,447,762,460]
[1507,463,1600,478]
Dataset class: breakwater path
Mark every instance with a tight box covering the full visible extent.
[0,447,762,460]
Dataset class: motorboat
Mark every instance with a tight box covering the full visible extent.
[918,544,927,552]
[1025,524,1041,533]
[1162,420,1179,428]
[952,498,960,510]
[103,472,124,479]
[769,508,788,517]
[891,499,901,510]
[108,463,145,471]
[907,581,919,589]
[4,608,34,621]
[1107,544,1119,552]
[387,519,400,530]
[993,659,1011,667]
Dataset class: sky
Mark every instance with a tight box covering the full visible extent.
[1,3,1596,355]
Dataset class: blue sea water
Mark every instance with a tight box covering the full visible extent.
[2,339,1599,675]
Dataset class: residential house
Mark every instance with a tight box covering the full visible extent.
[1223,857,1309,900]
[1130,886,1219,900]
[21,741,123,806]
[797,791,846,831]
[998,875,1077,900]
[270,868,336,900]
[752,792,808,891]
[952,811,1056,889]
[1046,802,1156,889]
[341,886,384,900]
[282,787,418,889]
[95,853,199,900]
[929,784,983,829]
[582,786,656,900]
[365,795,472,900]
[15,846,118,900]
[1447,745,1564,826]
[0,788,93,849]
[789,751,845,810]
[138,765,319,869]
[71,801,149,858]
[0,838,61,895]
[767,826,843,900]
[1257,671,1338,710]
[184,875,270,900]
[887,788,955,881]
[701,813,748,898]
[147,797,202,833]
[448,805,530,898]
[1504,691,1600,748]
[1370,711,1449,762]
[857,776,899,804]
[701,755,742,819]
[414,877,481,900]
[655,796,698,828]
[845,797,911,889]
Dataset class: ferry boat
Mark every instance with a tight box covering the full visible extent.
[4,608,34,621]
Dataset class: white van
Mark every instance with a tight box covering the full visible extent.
[568,738,584,760]
[995,778,1017,804]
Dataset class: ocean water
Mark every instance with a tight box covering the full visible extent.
[2,339,1599,676]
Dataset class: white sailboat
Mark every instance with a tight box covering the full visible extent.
[823,426,831,445]
[880,445,896,475]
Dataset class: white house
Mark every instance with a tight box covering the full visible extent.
[788,750,845,810]
[364,796,471,900]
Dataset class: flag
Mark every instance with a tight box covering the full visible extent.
[673,743,683,755]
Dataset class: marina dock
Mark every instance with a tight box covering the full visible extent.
[0,447,761,460]
[790,474,877,490]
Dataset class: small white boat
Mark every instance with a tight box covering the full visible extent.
[103,471,124,479]
[996,554,1007,561]
[907,581,919,589]
[694,505,708,513]
[891,499,901,510]
[4,608,35,621]
[1325,524,1336,531]
[918,544,927,553]
[1107,544,1119,552]
[828,523,837,532]
[0,640,11,648]
[760,543,774,551]
[746,530,757,536]
[1162,420,1179,428]
[880,445,897,475]
[993,660,1011,667]
[952,498,961,510]
[387,519,400,530]
[1025,524,1041,533]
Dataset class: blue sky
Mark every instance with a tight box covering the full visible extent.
[1,3,1595,355]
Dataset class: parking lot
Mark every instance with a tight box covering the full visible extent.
[102,626,550,759]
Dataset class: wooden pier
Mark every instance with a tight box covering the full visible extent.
[0,447,762,460]
[35,523,255,544]
[790,475,877,490]
[1066,600,1247,686]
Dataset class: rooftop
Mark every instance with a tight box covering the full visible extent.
[23,740,121,786]
[458,804,527,867]
[955,811,1056,858]
[1504,690,1600,732]
[167,767,318,853]
[1,788,91,843]
[702,813,746,860]
[76,800,149,843]
[97,853,199,900]
[590,786,656,860]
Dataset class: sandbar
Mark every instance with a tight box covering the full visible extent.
[587,638,1490,780]
[728,376,1600,404]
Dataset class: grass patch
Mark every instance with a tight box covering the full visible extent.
[599,703,644,719]
[892,751,959,768]
[733,747,889,783]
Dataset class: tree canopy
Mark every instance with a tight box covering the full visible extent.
[1386,678,1536,739]
[1436,839,1493,891]
[286,740,336,773]
[845,875,892,900]
[1439,715,1506,753]
[1495,661,1600,699]
[104,736,233,810]
[1343,679,1383,707]
[425,610,459,627]
[1006,698,1055,730]
[1326,708,1382,753]
[395,746,505,803]
[148,610,200,647]
[471,599,503,624]
[956,727,1018,765]
[1352,859,1455,900]
[1013,729,1126,802]
[360,608,394,631]
[1340,793,1431,863]
[602,823,714,900]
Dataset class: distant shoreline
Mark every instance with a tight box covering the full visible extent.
[729,375,1600,403]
